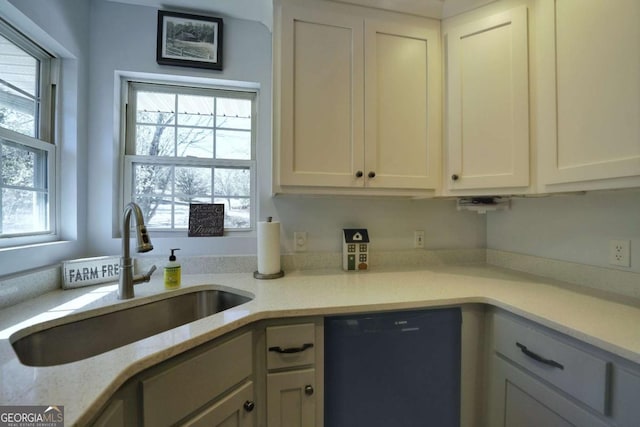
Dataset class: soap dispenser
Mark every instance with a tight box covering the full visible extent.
[164,248,181,290]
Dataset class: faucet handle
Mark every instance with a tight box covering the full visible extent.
[145,265,157,278]
[134,264,157,286]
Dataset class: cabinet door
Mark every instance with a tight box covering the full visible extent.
[266,368,316,427]
[91,399,124,427]
[363,18,441,190]
[537,0,640,190]
[488,356,610,427]
[611,365,640,427]
[278,4,365,188]
[181,382,255,427]
[141,332,252,427]
[445,6,529,192]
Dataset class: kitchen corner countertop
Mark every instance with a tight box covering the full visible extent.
[1,264,640,425]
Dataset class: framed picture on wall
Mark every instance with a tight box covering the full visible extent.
[156,10,223,70]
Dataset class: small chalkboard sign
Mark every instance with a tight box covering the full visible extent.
[188,203,224,237]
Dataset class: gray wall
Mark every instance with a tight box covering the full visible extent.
[487,190,640,273]
[274,197,485,253]
[0,0,485,278]
[86,0,275,257]
[85,0,486,258]
[0,0,89,276]
[10,0,635,278]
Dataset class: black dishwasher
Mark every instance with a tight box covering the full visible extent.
[324,307,461,427]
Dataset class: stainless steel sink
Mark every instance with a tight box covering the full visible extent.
[11,289,252,367]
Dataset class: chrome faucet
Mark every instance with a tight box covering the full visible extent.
[119,202,157,299]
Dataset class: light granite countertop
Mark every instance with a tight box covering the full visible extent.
[1,264,640,425]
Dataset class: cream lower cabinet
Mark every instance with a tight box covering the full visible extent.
[536,0,640,192]
[491,356,609,427]
[262,321,323,427]
[89,330,255,427]
[182,381,255,427]
[274,0,441,195]
[487,310,640,427]
[141,332,254,427]
[443,5,530,196]
[266,369,316,427]
[91,399,126,427]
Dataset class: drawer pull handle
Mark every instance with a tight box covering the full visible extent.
[243,401,255,412]
[268,343,314,354]
[516,342,564,370]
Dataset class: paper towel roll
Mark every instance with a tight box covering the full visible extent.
[257,220,281,275]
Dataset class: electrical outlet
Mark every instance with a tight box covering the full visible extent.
[609,239,631,267]
[294,231,308,252]
[414,230,425,249]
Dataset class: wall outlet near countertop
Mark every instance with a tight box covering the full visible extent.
[294,231,308,252]
[414,230,425,249]
[609,239,631,267]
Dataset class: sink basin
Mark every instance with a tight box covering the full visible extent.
[11,289,252,367]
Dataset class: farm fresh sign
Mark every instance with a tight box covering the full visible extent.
[62,256,121,289]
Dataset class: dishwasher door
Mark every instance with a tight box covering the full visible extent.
[324,307,461,427]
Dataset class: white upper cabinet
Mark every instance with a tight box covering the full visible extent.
[276,3,364,189]
[443,5,530,195]
[274,0,441,196]
[363,19,441,190]
[537,0,640,192]
[274,0,639,197]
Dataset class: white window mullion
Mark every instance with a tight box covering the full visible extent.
[173,93,179,158]
[170,164,176,229]
[213,96,218,159]
[211,166,216,203]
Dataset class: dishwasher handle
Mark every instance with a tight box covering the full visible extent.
[268,343,314,354]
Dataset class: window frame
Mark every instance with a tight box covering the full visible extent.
[0,18,56,243]
[121,79,257,233]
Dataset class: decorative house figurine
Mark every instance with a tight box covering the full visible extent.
[343,229,370,271]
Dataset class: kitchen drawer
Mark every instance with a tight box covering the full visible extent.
[490,355,610,427]
[266,323,315,370]
[142,332,252,427]
[493,313,610,415]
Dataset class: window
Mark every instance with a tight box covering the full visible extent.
[124,81,255,231]
[0,19,55,239]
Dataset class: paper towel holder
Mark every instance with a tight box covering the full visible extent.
[254,216,285,279]
[253,270,285,279]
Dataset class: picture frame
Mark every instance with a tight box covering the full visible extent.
[156,10,223,70]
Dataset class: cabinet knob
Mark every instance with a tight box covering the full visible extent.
[368,171,376,179]
[451,174,459,181]
[304,385,314,396]
[243,400,255,412]
[355,170,363,178]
